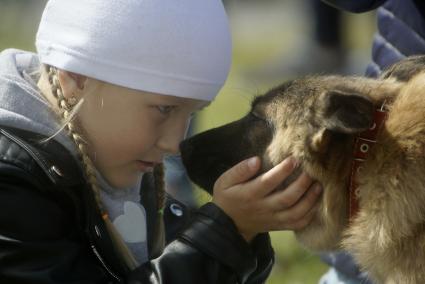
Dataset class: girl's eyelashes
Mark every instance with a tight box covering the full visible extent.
[156,105,176,115]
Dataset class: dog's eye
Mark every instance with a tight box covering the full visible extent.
[249,112,267,122]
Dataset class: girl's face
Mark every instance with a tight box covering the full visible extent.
[77,81,207,189]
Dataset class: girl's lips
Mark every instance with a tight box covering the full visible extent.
[135,160,157,171]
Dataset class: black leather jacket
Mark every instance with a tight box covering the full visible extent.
[0,126,274,284]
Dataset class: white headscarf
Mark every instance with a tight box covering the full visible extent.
[36,0,232,101]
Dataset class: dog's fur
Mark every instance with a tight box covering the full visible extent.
[180,56,425,283]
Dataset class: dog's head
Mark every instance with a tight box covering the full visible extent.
[181,73,404,250]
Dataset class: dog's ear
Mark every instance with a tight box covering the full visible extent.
[320,90,374,134]
[311,128,331,153]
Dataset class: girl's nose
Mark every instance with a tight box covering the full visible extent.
[157,119,190,155]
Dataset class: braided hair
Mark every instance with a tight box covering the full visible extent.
[46,65,141,269]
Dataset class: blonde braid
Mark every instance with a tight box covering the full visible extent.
[153,164,165,212]
[46,65,139,270]
[47,66,103,208]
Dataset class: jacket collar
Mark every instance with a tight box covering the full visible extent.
[0,126,83,188]
[0,126,166,278]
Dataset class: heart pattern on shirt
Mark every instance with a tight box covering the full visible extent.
[113,201,147,243]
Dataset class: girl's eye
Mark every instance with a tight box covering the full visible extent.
[156,105,176,115]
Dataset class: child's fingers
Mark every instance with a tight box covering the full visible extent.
[213,156,261,191]
[285,203,318,231]
[265,172,315,210]
[247,157,297,198]
[271,183,322,229]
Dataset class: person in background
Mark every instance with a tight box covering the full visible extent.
[278,0,347,76]
[248,0,348,80]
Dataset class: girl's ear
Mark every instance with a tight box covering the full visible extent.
[57,70,87,99]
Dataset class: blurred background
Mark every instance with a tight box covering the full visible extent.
[0,0,376,283]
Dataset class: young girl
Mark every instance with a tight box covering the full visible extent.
[0,0,322,283]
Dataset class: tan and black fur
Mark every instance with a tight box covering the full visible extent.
[180,56,425,283]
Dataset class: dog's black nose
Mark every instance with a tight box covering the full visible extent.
[179,140,193,159]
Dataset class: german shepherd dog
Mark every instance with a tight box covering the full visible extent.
[180,56,425,283]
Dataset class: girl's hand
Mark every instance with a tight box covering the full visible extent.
[212,156,322,242]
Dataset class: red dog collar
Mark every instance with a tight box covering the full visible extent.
[348,105,388,222]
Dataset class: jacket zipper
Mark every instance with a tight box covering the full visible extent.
[90,242,122,282]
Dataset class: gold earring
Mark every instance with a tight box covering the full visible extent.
[67,96,77,106]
